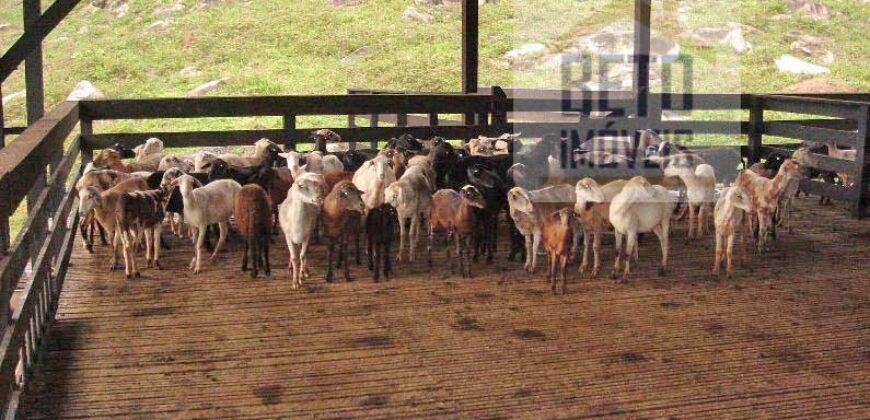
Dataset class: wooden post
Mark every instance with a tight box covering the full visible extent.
[24,0,45,124]
[369,114,379,150]
[0,85,4,149]
[491,86,508,133]
[283,114,296,151]
[80,117,93,162]
[462,0,478,95]
[632,0,651,118]
[748,96,764,165]
[462,0,478,126]
[853,106,869,219]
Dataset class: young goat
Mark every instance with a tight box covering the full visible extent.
[234,184,273,278]
[77,177,149,271]
[75,169,135,252]
[663,155,716,239]
[507,185,576,273]
[322,181,365,282]
[609,176,676,280]
[174,175,242,274]
[712,187,752,278]
[826,141,856,187]
[116,187,172,278]
[384,164,434,263]
[574,178,627,277]
[428,186,486,278]
[366,203,398,282]
[542,208,575,295]
[279,173,325,289]
[735,159,801,253]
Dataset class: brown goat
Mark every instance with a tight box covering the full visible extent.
[322,181,365,282]
[77,177,149,272]
[76,169,136,252]
[542,208,575,295]
[234,184,273,278]
[117,188,171,278]
[427,186,486,278]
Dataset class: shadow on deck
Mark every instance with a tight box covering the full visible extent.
[18,198,870,418]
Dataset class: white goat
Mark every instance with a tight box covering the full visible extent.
[609,176,676,280]
[217,138,280,167]
[385,164,435,262]
[174,175,242,274]
[279,173,325,289]
[712,187,752,277]
[664,156,716,239]
[353,155,398,210]
[158,155,194,172]
[193,151,218,173]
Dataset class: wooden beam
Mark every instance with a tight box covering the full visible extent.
[80,94,493,120]
[24,0,45,123]
[748,96,763,164]
[461,0,478,94]
[0,0,82,83]
[764,120,858,148]
[762,95,866,119]
[632,0,652,117]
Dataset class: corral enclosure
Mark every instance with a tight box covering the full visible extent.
[0,0,869,418]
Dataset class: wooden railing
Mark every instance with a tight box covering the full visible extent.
[0,101,82,417]
[748,94,870,218]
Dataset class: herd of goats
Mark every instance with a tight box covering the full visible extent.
[74,128,852,293]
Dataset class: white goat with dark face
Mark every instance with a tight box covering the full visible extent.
[279,173,326,289]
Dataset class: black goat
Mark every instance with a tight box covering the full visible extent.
[466,164,507,264]
[387,133,424,152]
[111,143,136,159]
[366,204,397,282]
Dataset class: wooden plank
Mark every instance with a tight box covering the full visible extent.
[762,95,866,119]
[0,0,82,83]
[461,0,478,94]
[764,121,858,148]
[79,94,493,120]
[0,101,78,218]
[799,178,855,202]
[23,0,45,124]
[762,146,856,176]
[283,114,295,151]
[84,125,509,150]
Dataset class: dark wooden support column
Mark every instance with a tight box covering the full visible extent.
[462,0,479,126]
[0,85,5,149]
[632,0,651,118]
[24,0,45,124]
[80,116,93,162]
[747,96,764,165]
[854,106,869,218]
[283,114,296,151]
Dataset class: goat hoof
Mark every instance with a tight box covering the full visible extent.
[657,267,667,277]
[154,261,162,270]
[125,273,132,279]
[134,271,141,278]
[610,271,618,280]
[325,274,334,283]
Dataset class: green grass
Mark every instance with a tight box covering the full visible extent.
[1,0,867,235]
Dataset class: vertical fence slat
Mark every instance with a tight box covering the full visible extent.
[283,114,296,151]
[853,106,869,218]
[80,117,93,163]
[369,114,379,150]
[748,96,764,165]
[24,0,45,125]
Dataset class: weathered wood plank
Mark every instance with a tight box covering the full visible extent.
[799,178,855,202]
[762,95,866,119]
[23,0,45,124]
[461,0,478,94]
[79,94,493,120]
[764,120,857,148]
[762,145,857,176]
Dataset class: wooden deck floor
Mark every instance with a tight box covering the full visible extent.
[18,198,870,419]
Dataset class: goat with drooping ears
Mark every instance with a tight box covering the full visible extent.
[428,186,486,278]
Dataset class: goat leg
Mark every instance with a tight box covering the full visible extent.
[560,255,569,295]
[241,240,249,273]
[384,242,392,280]
[325,240,335,283]
[262,234,271,277]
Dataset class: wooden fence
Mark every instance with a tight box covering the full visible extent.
[0,88,867,418]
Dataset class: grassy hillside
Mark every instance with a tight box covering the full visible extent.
[0,0,867,135]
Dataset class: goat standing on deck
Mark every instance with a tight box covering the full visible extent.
[174,175,242,274]
[735,159,801,253]
[542,208,575,295]
[322,181,365,282]
[279,173,325,289]
[428,186,486,278]
[366,203,398,282]
[117,187,172,278]
[235,184,273,278]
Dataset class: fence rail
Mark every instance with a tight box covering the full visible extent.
[0,100,81,418]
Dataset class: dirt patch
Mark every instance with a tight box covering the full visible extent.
[473,292,495,301]
[455,316,482,331]
[703,321,725,335]
[356,335,393,347]
[619,352,645,363]
[513,388,533,398]
[659,301,681,309]
[131,307,176,317]
[513,328,546,340]
[253,384,285,406]
[360,395,388,407]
